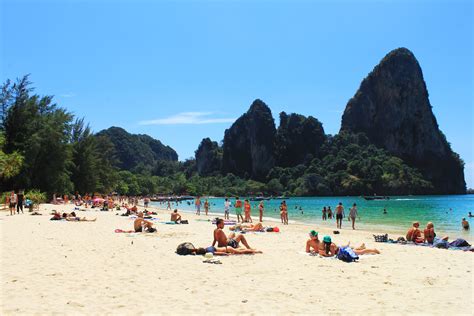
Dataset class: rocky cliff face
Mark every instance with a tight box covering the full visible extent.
[222,99,276,180]
[340,48,465,193]
[275,112,326,167]
[195,138,222,176]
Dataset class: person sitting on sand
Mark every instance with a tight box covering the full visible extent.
[212,218,252,249]
[306,230,320,254]
[134,211,156,232]
[462,218,470,230]
[229,222,264,232]
[406,222,423,242]
[171,209,182,223]
[423,222,449,244]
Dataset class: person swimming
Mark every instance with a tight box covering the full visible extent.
[462,218,470,230]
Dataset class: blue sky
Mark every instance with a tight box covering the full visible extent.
[1,0,473,187]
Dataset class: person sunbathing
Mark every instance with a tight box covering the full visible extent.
[213,218,252,249]
[134,212,156,232]
[229,222,264,232]
[406,222,423,242]
[306,230,320,253]
[193,246,262,255]
[66,216,97,222]
[319,236,380,257]
[170,209,182,223]
[423,222,449,244]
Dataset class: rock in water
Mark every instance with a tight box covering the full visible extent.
[195,138,222,176]
[222,99,276,180]
[340,48,465,194]
[275,112,326,167]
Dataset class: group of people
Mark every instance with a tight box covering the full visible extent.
[5,190,27,216]
[405,220,470,244]
[306,230,380,256]
[322,202,360,230]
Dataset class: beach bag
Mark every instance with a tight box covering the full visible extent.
[433,239,449,249]
[449,239,470,248]
[337,246,359,262]
[373,234,388,242]
[266,227,274,232]
[176,242,195,255]
[180,220,189,224]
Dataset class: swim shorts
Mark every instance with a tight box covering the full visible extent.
[235,207,242,216]
[205,246,216,254]
[336,214,343,220]
[227,238,238,248]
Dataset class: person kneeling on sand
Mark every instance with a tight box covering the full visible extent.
[319,236,380,257]
[171,209,182,223]
[213,218,253,249]
[134,212,156,232]
[306,230,320,254]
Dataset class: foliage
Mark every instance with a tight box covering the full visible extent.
[25,189,47,211]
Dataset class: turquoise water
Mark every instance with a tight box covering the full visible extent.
[152,195,474,239]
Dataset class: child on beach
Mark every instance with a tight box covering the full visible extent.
[224,198,230,220]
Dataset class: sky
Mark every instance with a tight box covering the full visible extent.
[1,0,473,187]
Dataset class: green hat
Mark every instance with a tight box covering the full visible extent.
[323,236,331,243]
[309,230,318,237]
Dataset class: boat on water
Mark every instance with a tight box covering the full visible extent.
[363,196,390,200]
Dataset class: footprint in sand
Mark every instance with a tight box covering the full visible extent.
[67,301,85,308]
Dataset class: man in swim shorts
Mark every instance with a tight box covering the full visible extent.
[335,202,344,229]
[212,218,252,249]
[134,212,156,232]
[170,209,182,223]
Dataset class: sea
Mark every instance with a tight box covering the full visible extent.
[152,195,474,239]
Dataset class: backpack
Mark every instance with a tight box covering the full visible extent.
[337,246,359,262]
[176,242,196,255]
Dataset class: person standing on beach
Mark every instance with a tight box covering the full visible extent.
[234,197,243,223]
[16,190,24,214]
[462,218,470,230]
[224,198,230,220]
[280,201,288,225]
[259,201,264,222]
[349,203,358,229]
[322,207,327,221]
[195,197,201,215]
[335,202,344,229]
[244,199,252,223]
[204,199,209,216]
[9,191,17,216]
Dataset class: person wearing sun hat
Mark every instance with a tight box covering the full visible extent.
[306,230,320,253]
[319,235,338,257]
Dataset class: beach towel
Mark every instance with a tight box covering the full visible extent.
[449,239,470,248]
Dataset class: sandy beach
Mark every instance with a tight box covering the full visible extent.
[1,203,473,315]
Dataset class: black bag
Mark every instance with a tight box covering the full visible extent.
[176,242,195,255]
[373,234,388,242]
[180,220,189,224]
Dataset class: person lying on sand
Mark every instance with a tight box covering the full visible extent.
[319,236,380,257]
[134,212,156,232]
[66,216,97,222]
[213,218,252,249]
[229,222,264,232]
[171,209,182,223]
[306,230,320,253]
[192,246,262,255]
[406,222,423,242]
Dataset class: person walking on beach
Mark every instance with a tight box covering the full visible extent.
[335,202,344,229]
[244,199,252,223]
[195,196,201,215]
[234,197,243,223]
[9,191,17,216]
[167,200,172,211]
[327,206,333,219]
[258,201,264,222]
[204,199,209,216]
[322,207,327,221]
[349,203,358,230]
[224,198,230,220]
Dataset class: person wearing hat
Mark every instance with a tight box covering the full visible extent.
[319,236,338,257]
[306,230,320,253]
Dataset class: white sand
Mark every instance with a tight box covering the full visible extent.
[1,203,473,315]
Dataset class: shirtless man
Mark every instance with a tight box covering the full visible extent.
[229,222,264,232]
[406,222,423,242]
[212,218,252,249]
[462,218,470,230]
[170,209,182,223]
[134,212,156,232]
[335,202,344,229]
[306,230,320,253]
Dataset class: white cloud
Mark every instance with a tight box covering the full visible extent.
[139,112,236,125]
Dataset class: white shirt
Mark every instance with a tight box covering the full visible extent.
[224,201,231,211]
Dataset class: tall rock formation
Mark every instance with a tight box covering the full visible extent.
[195,138,222,176]
[340,48,465,194]
[275,112,326,167]
[222,99,276,180]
